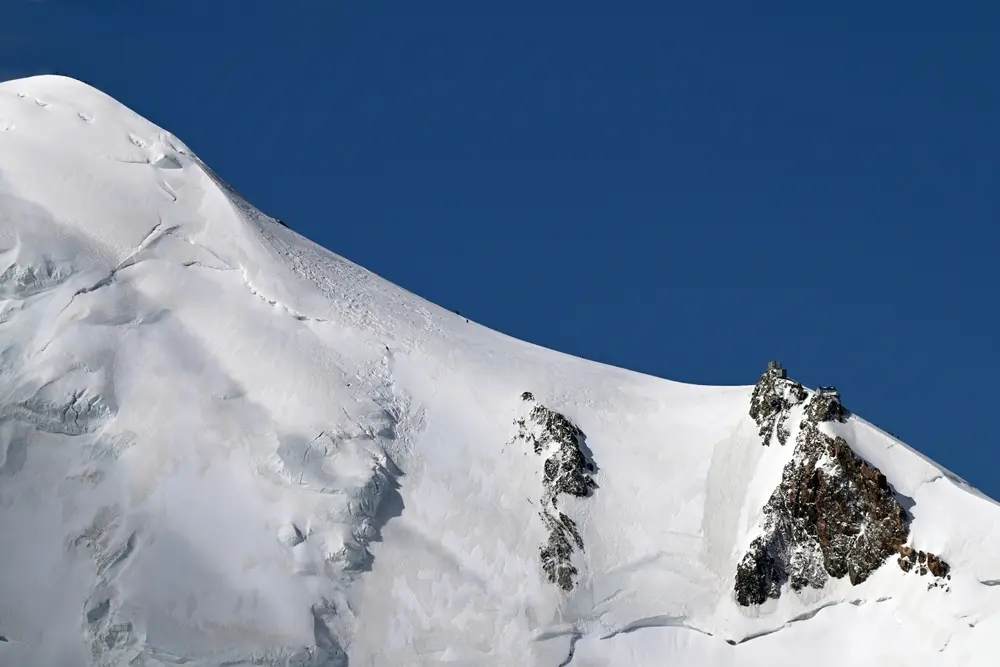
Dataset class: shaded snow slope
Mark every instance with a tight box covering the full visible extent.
[0,75,999,666]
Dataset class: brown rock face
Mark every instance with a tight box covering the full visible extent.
[749,369,808,447]
[897,545,951,585]
[735,367,950,606]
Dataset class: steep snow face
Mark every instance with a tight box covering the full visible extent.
[1,76,1000,667]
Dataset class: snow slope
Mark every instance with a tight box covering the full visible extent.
[0,75,998,666]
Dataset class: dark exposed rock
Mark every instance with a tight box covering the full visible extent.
[514,395,597,591]
[539,511,586,591]
[897,545,950,582]
[515,403,597,503]
[735,538,788,606]
[804,392,847,425]
[736,365,950,606]
[898,551,914,573]
[749,368,808,447]
[927,553,950,578]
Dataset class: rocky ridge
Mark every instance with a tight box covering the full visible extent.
[735,364,950,606]
[513,392,597,591]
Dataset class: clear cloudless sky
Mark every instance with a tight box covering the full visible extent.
[2,1,998,497]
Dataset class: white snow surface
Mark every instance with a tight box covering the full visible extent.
[0,75,998,666]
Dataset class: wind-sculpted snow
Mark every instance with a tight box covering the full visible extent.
[0,257,70,299]
[1,75,1000,666]
[261,411,405,576]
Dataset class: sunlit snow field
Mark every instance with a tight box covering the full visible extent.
[0,76,999,666]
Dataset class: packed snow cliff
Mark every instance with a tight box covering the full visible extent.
[1,75,1000,667]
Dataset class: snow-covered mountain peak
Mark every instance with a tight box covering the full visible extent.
[2,76,1000,666]
[0,74,447,347]
[0,75,192,250]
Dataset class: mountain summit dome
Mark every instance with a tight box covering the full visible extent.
[1,75,999,667]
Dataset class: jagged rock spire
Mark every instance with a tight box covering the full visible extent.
[735,364,950,607]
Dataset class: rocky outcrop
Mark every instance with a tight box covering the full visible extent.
[735,366,950,606]
[748,368,808,447]
[514,392,597,591]
[898,545,951,590]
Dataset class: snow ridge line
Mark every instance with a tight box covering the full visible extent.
[240,270,325,324]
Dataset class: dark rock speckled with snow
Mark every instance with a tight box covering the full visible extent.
[749,369,808,447]
[735,367,950,606]
[514,394,596,591]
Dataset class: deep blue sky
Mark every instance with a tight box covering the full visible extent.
[3,2,998,498]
